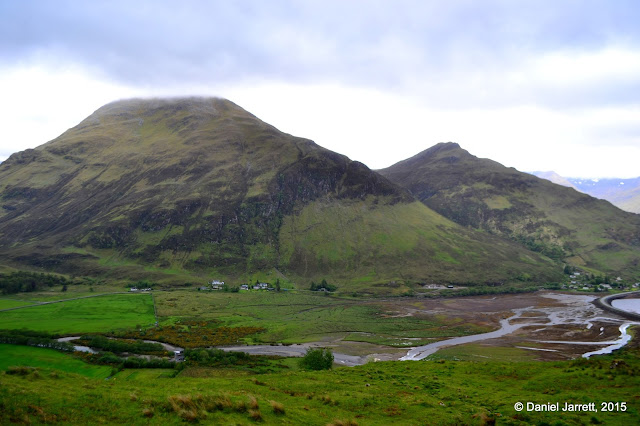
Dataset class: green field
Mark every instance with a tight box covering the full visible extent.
[0,294,154,334]
[0,299,35,310]
[0,344,111,378]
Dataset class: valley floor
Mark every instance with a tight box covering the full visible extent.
[1,286,640,424]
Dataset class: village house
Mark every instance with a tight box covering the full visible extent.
[210,280,225,290]
[240,284,249,290]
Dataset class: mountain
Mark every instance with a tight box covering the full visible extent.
[379,143,640,279]
[531,172,640,214]
[567,177,640,214]
[529,171,577,189]
[0,98,560,288]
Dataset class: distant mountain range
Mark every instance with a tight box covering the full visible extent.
[530,172,640,214]
[0,98,564,289]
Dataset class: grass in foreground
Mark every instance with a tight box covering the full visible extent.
[1,343,639,424]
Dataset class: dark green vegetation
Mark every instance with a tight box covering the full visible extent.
[299,347,334,370]
[0,97,562,288]
[0,271,71,295]
[379,142,640,279]
[184,348,292,374]
[0,329,74,352]
[1,342,639,424]
[310,278,336,292]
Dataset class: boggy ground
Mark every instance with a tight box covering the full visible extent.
[211,291,634,363]
[379,291,633,361]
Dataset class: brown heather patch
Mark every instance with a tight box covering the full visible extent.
[269,400,285,415]
[249,409,263,421]
[247,395,259,410]
[328,420,359,426]
[166,393,259,422]
[111,320,264,348]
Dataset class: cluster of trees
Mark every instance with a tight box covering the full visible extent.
[299,347,334,370]
[81,352,176,369]
[0,329,74,352]
[515,236,565,260]
[0,271,71,295]
[185,348,251,365]
[310,279,336,292]
[130,280,156,289]
[78,335,166,355]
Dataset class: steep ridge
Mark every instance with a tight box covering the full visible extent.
[0,100,560,286]
[379,143,640,278]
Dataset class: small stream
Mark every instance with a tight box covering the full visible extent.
[581,324,633,358]
[57,336,97,353]
[401,309,543,360]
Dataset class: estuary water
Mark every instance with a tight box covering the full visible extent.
[611,298,640,315]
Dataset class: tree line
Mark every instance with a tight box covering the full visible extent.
[0,271,70,295]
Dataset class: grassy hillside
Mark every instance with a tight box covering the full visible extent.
[0,98,561,287]
[279,199,559,286]
[379,143,640,279]
[1,344,639,425]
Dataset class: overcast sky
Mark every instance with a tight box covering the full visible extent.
[1,0,640,178]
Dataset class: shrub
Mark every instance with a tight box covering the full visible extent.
[249,409,263,421]
[6,366,37,376]
[299,347,334,370]
[270,400,285,415]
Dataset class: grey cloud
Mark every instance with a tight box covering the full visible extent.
[2,0,640,108]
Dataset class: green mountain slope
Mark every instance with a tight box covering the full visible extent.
[0,99,560,286]
[379,143,640,278]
